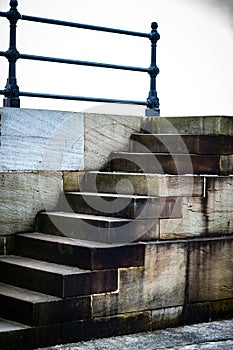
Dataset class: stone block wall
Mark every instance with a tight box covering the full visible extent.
[0,108,141,237]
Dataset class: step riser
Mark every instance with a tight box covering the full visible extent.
[15,234,145,270]
[64,172,204,197]
[130,134,233,155]
[0,260,117,297]
[141,116,233,135]
[63,194,182,219]
[36,213,159,244]
[0,293,91,326]
[109,154,233,175]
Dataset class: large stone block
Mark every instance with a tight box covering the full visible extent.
[188,236,233,303]
[160,197,207,239]
[141,116,233,135]
[70,172,204,197]
[93,242,187,317]
[62,311,151,344]
[0,108,84,171]
[84,113,141,170]
[206,177,233,235]
[152,306,183,330]
[0,171,62,235]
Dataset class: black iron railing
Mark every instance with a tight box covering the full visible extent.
[0,0,160,115]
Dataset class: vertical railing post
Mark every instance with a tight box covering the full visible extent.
[146,22,160,116]
[4,0,21,107]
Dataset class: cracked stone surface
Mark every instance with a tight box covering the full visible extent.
[38,319,233,350]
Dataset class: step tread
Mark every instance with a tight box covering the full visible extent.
[66,192,160,199]
[112,152,220,156]
[0,282,60,303]
[40,211,131,222]
[17,232,120,248]
[131,133,232,136]
[0,256,90,275]
[0,318,30,332]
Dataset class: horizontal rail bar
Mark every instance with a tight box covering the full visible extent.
[21,15,150,38]
[0,51,149,72]
[0,89,147,106]
[16,53,149,73]
[0,11,8,17]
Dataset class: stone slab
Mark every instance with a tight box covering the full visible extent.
[109,152,223,175]
[36,211,159,244]
[0,282,91,326]
[15,232,145,270]
[0,171,62,235]
[141,116,233,135]
[69,171,204,197]
[130,134,233,154]
[188,236,233,303]
[160,197,207,239]
[0,108,84,171]
[63,192,182,219]
[0,256,118,297]
[62,311,151,345]
[93,241,187,317]
[84,113,141,170]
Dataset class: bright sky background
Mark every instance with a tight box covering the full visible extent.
[0,0,233,116]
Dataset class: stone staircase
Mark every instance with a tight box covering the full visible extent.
[0,116,232,349]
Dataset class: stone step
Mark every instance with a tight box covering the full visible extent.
[0,256,117,297]
[141,116,233,135]
[130,134,233,155]
[0,282,91,327]
[36,211,158,243]
[0,318,31,350]
[63,171,204,197]
[63,192,182,219]
[15,232,145,270]
[108,152,233,175]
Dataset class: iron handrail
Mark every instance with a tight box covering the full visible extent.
[0,0,160,115]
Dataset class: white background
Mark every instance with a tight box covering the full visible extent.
[0,0,233,116]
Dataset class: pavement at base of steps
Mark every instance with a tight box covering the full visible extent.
[38,319,233,350]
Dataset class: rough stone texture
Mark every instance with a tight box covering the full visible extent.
[0,108,84,171]
[206,177,233,235]
[84,113,141,170]
[130,134,233,155]
[63,171,85,192]
[188,237,233,303]
[220,155,233,175]
[62,311,151,345]
[0,171,62,235]
[37,319,233,350]
[141,116,233,135]
[160,197,206,239]
[67,172,204,197]
[93,242,187,317]
[152,306,184,330]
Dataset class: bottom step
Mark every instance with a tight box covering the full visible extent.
[0,318,62,350]
[0,318,31,350]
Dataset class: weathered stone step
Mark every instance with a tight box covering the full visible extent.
[130,134,233,154]
[0,256,117,297]
[64,171,204,197]
[36,211,158,243]
[0,282,91,327]
[63,192,182,219]
[108,152,233,175]
[0,318,31,350]
[15,232,145,270]
[141,116,233,135]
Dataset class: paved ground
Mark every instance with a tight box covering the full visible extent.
[39,319,233,350]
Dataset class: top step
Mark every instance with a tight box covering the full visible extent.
[130,134,233,155]
[141,116,233,135]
